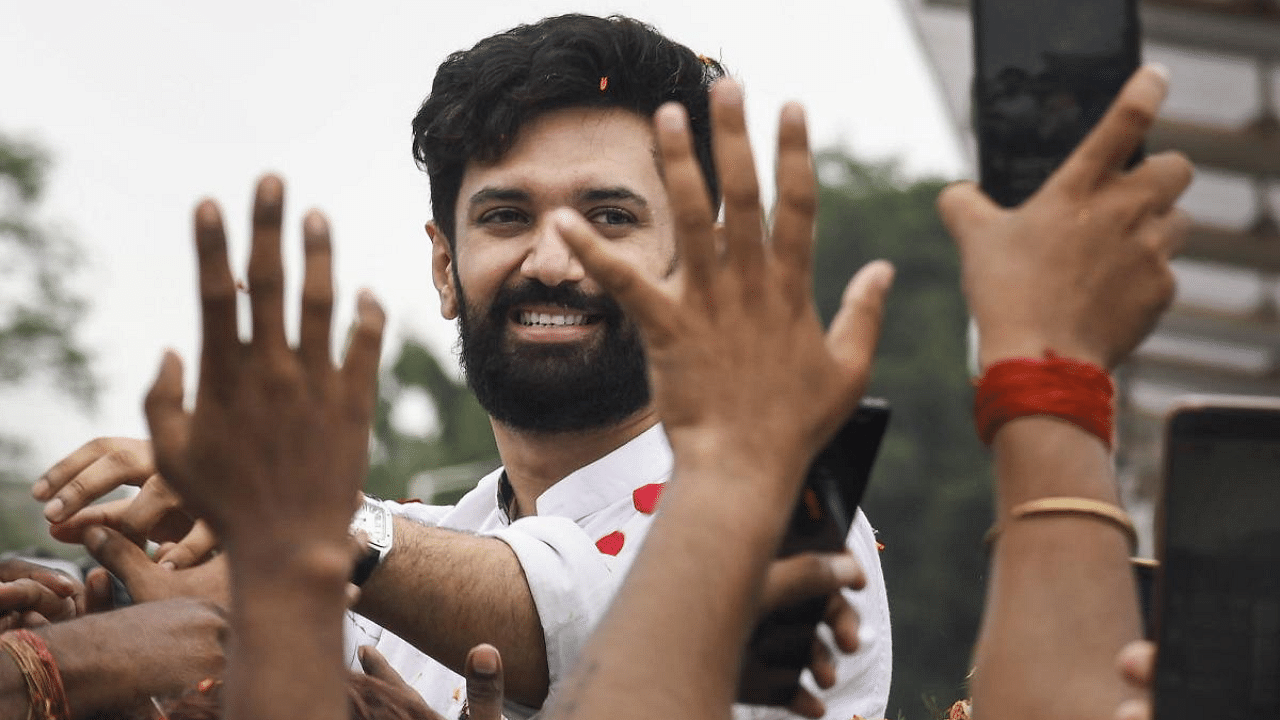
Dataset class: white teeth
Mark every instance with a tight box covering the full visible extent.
[519,311,587,327]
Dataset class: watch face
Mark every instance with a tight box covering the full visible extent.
[353,499,393,550]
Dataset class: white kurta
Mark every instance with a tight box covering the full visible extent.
[345,424,892,720]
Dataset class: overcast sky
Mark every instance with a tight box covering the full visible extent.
[2,0,967,476]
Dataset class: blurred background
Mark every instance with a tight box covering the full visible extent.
[2,0,1276,717]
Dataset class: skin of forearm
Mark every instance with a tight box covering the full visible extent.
[356,519,550,706]
[3,615,190,719]
[224,544,351,720]
[972,417,1142,720]
[548,454,796,720]
[0,655,27,719]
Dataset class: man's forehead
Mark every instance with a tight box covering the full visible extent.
[456,107,666,209]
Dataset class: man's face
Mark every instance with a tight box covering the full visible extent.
[430,107,677,433]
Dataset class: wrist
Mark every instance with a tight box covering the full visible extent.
[991,417,1120,509]
[226,538,353,594]
[977,336,1106,374]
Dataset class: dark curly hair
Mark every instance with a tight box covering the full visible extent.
[411,13,725,244]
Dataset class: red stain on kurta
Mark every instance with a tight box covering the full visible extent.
[632,483,665,514]
[595,531,625,556]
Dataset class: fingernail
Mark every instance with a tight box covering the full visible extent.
[160,561,176,571]
[717,78,744,106]
[1147,62,1170,84]
[43,498,65,522]
[31,478,49,500]
[829,554,863,584]
[655,105,686,133]
[780,101,806,125]
[470,647,498,676]
[304,209,327,235]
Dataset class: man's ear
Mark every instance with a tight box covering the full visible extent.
[427,221,459,320]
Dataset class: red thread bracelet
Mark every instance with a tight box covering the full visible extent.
[973,351,1114,448]
[0,629,70,720]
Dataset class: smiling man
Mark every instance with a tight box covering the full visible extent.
[343,14,892,720]
[33,12,891,720]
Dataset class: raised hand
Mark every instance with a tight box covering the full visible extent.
[555,78,894,501]
[142,175,384,557]
[547,77,893,720]
[938,64,1193,372]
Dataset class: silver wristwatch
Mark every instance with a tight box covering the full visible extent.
[349,495,394,586]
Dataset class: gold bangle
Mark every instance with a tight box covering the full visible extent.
[985,497,1138,554]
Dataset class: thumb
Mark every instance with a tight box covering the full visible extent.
[825,260,894,389]
[155,521,219,570]
[83,524,154,596]
[464,643,505,720]
[936,180,1002,251]
[760,552,865,615]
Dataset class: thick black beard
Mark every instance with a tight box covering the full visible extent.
[457,279,650,433]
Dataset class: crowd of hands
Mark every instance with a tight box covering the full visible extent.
[1,65,1188,720]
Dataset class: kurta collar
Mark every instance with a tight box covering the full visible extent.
[495,423,672,523]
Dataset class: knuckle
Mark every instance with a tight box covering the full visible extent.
[302,287,334,313]
[779,184,818,215]
[105,447,143,473]
[1114,102,1156,133]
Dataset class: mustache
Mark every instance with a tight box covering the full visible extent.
[488,281,624,322]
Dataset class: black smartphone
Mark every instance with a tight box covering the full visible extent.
[971,0,1143,207]
[740,398,891,706]
[778,397,891,558]
[1153,396,1280,719]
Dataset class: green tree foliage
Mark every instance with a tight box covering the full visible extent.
[812,150,991,718]
[0,132,97,551]
[366,338,498,503]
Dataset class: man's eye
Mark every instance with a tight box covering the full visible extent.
[588,208,636,226]
[478,208,528,225]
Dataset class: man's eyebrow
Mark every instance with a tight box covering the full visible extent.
[578,187,649,208]
[467,187,531,211]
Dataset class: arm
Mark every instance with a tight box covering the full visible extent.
[546,79,892,720]
[937,64,1192,720]
[141,175,385,720]
[0,598,225,720]
[356,519,550,706]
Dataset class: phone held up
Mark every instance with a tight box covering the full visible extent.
[971,0,1144,208]
[741,398,891,707]
[1153,395,1280,720]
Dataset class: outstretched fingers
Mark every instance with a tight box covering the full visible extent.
[247,174,290,358]
[340,289,386,420]
[144,350,191,491]
[825,261,895,390]
[194,200,239,382]
[771,102,818,297]
[299,210,335,373]
[554,209,676,341]
[654,103,718,295]
[710,78,766,282]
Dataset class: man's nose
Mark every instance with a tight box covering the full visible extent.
[520,216,587,286]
